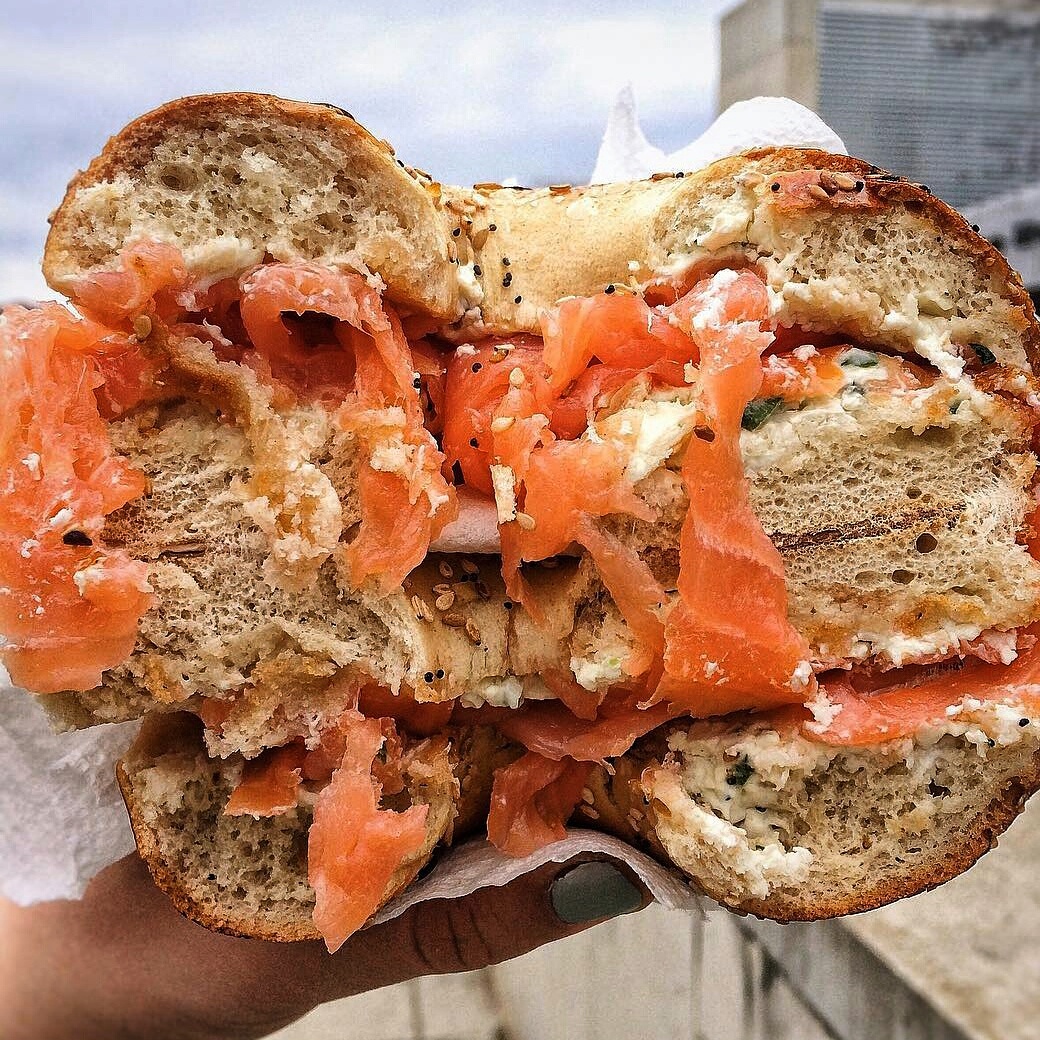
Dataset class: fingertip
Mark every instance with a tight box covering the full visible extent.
[549,859,649,925]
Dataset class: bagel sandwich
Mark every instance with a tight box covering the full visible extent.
[3,93,1040,949]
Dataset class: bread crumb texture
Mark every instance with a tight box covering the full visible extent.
[645,703,1040,917]
[46,99,459,319]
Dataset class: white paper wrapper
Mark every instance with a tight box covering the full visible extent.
[1,90,844,913]
[0,668,140,904]
[592,90,846,183]
[429,489,502,554]
[371,830,703,927]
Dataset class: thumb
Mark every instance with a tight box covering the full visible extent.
[319,856,651,1001]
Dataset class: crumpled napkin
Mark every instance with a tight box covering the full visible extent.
[591,88,846,183]
[1,90,845,911]
[0,667,139,903]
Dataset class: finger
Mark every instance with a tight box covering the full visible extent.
[317,856,651,1003]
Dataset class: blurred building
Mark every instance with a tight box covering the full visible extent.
[965,183,1040,307]
[719,0,1040,209]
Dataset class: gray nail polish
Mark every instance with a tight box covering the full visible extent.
[550,861,645,924]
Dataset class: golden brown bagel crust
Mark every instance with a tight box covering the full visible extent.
[44,93,1038,375]
[457,151,1038,373]
[44,93,461,320]
[580,720,1040,922]
[117,712,462,942]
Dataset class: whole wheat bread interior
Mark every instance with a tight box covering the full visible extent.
[5,92,1040,941]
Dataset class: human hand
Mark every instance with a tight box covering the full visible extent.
[0,851,649,1040]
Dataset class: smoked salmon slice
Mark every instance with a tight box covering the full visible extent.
[487,751,593,858]
[483,692,676,764]
[225,743,307,817]
[802,638,1040,746]
[649,271,816,715]
[441,336,549,496]
[70,239,190,327]
[541,292,693,394]
[308,711,429,952]
[0,304,152,693]
[237,262,457,591]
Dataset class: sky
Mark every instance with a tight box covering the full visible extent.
[0,0,740,302]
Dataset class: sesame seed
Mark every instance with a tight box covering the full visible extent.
[438,561,454,579]
[491,415,515,432]
[435,669,445,679]
[471,362,483,373]
[604,284,616,294]
[433,582,452,595]
[469,437,479,448]
[443,611,466,628]
[508,367,525,387]
[460,559,479,576]
[516,512,536,530]
[473,265,482,276]
[503,600,514,609]
[132,314,152,341]
[489,223,497,231]
[808,184,831,201]
[502,257,510,266]
[771,182,781,192]
[514,295,522,304]
[423,671,435,683]
[452,228,461,237]
[854,180,865,191]
[435,591,456,611]
[62,530,92,547]
[1021,718,1030,727]
[465,618,481,644]
[502,272,513,288]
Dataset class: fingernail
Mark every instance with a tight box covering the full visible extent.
[550,861,645,924]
